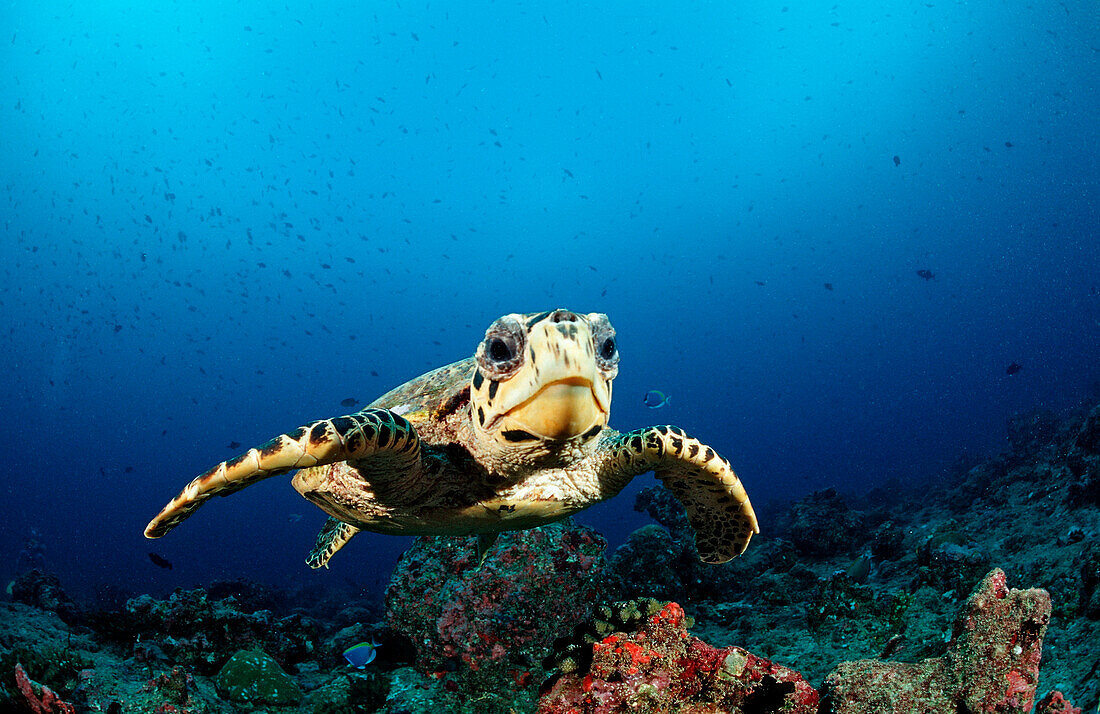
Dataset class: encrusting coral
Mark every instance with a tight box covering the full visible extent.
[538,600,818,713]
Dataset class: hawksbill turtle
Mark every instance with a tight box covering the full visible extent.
[145,310,758,568]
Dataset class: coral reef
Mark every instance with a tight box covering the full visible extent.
[305,669,389,713]
[605,525,684,600]
[915,525,992,595]
[545,597,673,677]
[1067,404,1100,506]
[92,586,320,674]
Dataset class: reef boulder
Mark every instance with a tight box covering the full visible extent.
[779,488,866,559]
[9,570,80,625]
[385,521,609,696]
[214,648,303,706]
[821,568,1050,713]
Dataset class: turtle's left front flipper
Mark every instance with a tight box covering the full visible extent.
[600,426,758,564]
[144,408,420,539]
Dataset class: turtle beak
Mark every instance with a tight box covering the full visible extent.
[503,377,604,441]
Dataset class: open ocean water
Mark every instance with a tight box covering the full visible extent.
[1,1,1098,711]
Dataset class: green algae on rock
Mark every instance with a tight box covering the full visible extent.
[214,649,303,705]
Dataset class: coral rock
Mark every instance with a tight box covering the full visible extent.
[781,488,865,558]
[214,648,303,705]
[1074,404,1100,454]
[538,601,818,713]
[822,568,1051,714]
[386,521,609,695]
[1035,690,1082,714]
[9,570,81,625]
[608,524,684,600]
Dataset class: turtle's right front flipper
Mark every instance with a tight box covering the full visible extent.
[144,408,420,539]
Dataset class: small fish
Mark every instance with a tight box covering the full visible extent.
[340,397,358,408]
[343,640,380,668]
[1006,362,1022,375]
[845,553,872,584]
[287,513,303,523]
[643,390,671,409]
[227,441,241,449]
[824,283,833,290]
[148,553,173,570]
[893,155,901,166]
[916,269,935,281]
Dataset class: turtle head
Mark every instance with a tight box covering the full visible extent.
[470,309,617,465]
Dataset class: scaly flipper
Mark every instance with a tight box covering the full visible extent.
[307,518,362,569]
[144,408,421,539]
[599,426,758,563]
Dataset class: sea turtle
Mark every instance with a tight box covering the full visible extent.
[145,310,758,568]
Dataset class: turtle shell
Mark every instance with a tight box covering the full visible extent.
[368,357,476,433]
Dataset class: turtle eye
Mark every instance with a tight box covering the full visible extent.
[591,316,619,377]
[600,336,617,361]
[489,337,514,362]
[477,317,526,379]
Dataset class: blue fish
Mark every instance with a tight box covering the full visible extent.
[343,640,381,668]
[643,389,670,409]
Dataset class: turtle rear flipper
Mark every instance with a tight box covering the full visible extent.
[144,408,422,539]
[600,426,758,564]
[306,518,361,569]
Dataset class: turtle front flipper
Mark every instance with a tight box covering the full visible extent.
[600,426,758,564]
[144,408,422,539]
[307,517,362,569]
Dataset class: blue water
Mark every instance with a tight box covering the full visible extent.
[1,0,1097,602]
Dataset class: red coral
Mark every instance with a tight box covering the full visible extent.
[1035,691,1082,714]
[617,641,653,666]
[654,601,685,627]
[13,664,76,714]
[538,601,818,713]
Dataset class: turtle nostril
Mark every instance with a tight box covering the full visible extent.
[550,310,577,323]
